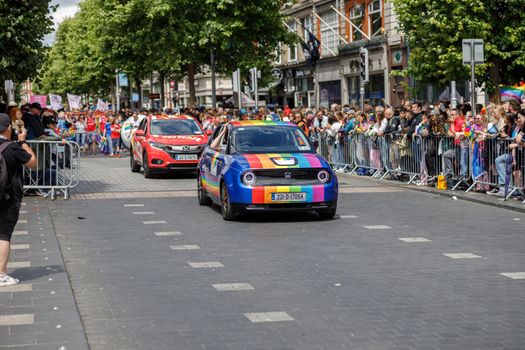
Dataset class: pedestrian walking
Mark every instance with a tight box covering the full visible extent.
[0,113,37,287]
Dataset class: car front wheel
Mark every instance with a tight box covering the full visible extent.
[143,152,153,178]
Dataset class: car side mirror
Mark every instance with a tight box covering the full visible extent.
[206,129,213,136]
[135,130,145,137]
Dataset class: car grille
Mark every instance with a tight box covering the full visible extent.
[252,169,322,186]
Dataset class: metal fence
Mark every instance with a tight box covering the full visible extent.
[23,140,81,199]
[317,132,524,202]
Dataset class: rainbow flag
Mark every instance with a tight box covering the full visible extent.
[500,85,525,101]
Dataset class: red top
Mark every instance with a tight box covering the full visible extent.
[86,117,96,132]
[110,123,121,139]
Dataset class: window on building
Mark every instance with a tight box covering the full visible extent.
[303,16,312,40]
[287,22,297,62]
[368,0,382,37]
[320,11,338,55]
[350,4,364,42]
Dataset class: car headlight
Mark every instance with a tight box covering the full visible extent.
[317,170,330,183]
[150,142,168,151]
[242,171,256,186]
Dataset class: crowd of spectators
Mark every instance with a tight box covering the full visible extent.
[2,96,524,200]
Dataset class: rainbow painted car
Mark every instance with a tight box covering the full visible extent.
[197,120,338,220]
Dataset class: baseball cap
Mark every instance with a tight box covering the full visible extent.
[0,113,11,132]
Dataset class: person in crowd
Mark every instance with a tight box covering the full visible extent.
[0,113,37,287]
[22,103,46,140]
[325,113,343,171]
[490,109,525,197]
[110,117,121,157]
[442,106,468,179]
[75,115,87,153]
[7,107,25,140]
[85,113,97,154]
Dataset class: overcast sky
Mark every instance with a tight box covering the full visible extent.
[44,0,81,45]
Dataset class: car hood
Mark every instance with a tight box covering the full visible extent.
[231,153,330,170]
[149,134,208,145]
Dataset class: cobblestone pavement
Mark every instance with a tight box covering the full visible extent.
[2,155,524,349]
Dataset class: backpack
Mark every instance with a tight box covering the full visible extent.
[0,141,14,203]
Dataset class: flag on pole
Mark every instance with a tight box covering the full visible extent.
[67,93,81,110]
[96,98,108,111]
[500,84,525,101]
[300,27,321,66]
[49,94,63,110]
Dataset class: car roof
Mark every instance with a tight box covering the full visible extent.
[148,114,196,121]
[229,120,294,127]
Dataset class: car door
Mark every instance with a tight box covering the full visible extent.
[203,125,229,201]
[134,118,147,164]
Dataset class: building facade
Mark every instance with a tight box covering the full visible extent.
[275,0,408,108]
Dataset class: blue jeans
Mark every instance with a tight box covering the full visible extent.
[495,154,512,186]
[75,133,86,147]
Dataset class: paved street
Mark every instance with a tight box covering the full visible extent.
[3,154,525,349]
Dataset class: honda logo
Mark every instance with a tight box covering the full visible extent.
[284,171,292,179]
[182,145,190,152]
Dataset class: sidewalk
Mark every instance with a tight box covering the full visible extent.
[0,197,89,349]
[344,173,525,213]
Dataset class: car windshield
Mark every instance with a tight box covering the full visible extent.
[231,125,313,153]
[150,119,202,135]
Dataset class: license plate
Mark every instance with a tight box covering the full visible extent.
[271,192,306,202]
[175,154,198,160]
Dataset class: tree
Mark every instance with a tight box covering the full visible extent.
[393,0,525,101]
[0,0,55,82]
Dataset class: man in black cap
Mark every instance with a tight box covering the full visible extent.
[22,103,46,140]
[0,113,37,286]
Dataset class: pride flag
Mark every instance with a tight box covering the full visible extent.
[500,84,525,101]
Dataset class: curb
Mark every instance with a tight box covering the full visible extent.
[342,174,525,214]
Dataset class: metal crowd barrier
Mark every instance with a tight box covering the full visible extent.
[23,140,81,200]
[317,132,524,202]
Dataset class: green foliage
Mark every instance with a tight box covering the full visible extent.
[392,0,525,97]
[37,0,295,101]
[0,0,55,81]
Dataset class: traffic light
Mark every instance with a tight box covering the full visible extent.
[359,47,369,84]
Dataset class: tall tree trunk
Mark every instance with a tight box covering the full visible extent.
[489,63,501,104]
[187,63,197,108]
[135,78,142,109]
[160,73,165,110]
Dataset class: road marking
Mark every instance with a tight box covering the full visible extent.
[213,283,254,291]
[17,219,28,224]
[398,237,432,243]
[21,203,26,206]
[13,231,28,236]
[8,261,31,268]
[188,261,224,268]
[244,312,294,323]
[19,210,27,215]
[155,231,182,236]
[340,215,359,219]
[443,253,482,259]
[142,220,167,225]
[170,245,200,250]
[0,284,32,293]
[10,244,30,250]
[0,314,34,326]
[125,204,144,207]
[133,211,155,215]
[363,225,391,230]
[500,272,525,280]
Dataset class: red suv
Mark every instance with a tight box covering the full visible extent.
[130,115,209,177]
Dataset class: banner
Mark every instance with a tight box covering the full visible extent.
[29,95,47,107]
[67,93,81,110]
[96,98,108,111]
[49,94,63,110]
